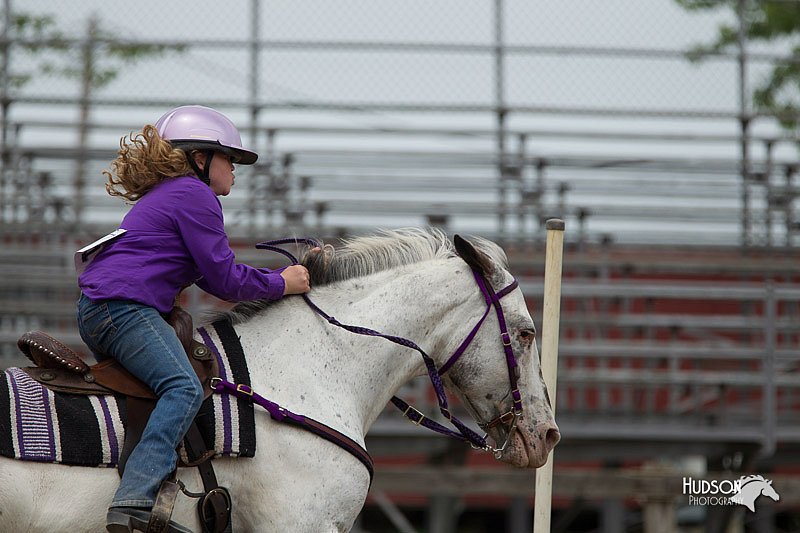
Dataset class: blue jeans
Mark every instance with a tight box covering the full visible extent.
[77,293,204,508]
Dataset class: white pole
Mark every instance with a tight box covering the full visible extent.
[533,218,565,533]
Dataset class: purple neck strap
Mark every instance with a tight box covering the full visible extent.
[209,377,375,481]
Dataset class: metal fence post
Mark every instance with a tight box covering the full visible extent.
[73,15,98,233]
[761,280,776,458]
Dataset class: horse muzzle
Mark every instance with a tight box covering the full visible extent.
[492,419,560,468]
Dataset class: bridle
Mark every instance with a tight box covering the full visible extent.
[438,269,522,457]
[256,238,525,459]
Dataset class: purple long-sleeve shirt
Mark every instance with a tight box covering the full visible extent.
[79,175,285,313]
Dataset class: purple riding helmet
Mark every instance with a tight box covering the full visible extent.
[155,104,258,165]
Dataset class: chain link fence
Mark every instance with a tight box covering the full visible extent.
[3,0,798,248]
[7,0,770,112]
[1,0,799,246]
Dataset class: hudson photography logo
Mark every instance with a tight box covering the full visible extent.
[683,475,781,512]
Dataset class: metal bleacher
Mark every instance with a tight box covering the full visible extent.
[5,236,797,460]
[3,122,800,438]
[2,122,800,533]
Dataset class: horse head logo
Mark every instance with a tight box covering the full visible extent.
[730,475,780,512]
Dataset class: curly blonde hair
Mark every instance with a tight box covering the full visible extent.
[104,124,194,201]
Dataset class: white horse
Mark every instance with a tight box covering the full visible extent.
[0,228,559,532]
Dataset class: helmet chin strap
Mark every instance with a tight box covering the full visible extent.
[186,149,215,186]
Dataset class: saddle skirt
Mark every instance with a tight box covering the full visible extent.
[0,320,256,467]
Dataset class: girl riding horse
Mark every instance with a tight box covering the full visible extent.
[77,105,312,532]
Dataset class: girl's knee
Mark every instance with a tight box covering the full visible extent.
[166,373,204,410]
[185,375,204,411]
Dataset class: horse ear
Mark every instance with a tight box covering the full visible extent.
[454,234,495,277]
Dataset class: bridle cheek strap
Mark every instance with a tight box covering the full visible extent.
[438,271,523,440]
[484,273,523,414]
[438,272,519,378]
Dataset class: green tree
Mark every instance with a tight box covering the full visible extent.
[677,0,800,135]
[1,11,185,226]
[3,11,183,91]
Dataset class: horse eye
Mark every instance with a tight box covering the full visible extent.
[518,329,535,341]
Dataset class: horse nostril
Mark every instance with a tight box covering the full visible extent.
[545,427,561,452]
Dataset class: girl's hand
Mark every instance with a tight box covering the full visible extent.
[281,265,311,295]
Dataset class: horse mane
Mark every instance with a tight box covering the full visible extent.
[214,228,508,325]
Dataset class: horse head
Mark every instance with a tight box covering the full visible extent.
[297,228,560,468]
[441,235,560,468]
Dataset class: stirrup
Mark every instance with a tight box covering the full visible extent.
[148,477,182,533]
[198,487,232,533]
[105,507,192,533]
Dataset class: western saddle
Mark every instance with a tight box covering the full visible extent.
[16,306,231,533]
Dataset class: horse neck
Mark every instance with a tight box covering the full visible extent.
[309,260,475,426]
[237,259,473,436]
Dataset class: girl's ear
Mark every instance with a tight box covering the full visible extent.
[454,234,495,277]
[191,150,206,170]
